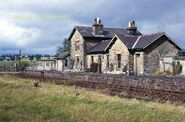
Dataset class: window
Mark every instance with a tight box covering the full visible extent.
[75,41,80,51]
[106,55,109,68]
[65,58,68,67]
[46,62,49,66]
[91,56,94,63]
[76,56,80,68]
[117,54,121,68]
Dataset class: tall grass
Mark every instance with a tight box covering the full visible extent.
[0,74,185,122]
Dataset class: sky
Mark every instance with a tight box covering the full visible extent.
[0,0,185,55]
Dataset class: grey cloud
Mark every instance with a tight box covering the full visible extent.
[0,0,185,55]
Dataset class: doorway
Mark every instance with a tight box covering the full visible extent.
[135,54,141,75]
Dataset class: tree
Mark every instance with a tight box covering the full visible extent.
[172,61,182,75]
[56,47,64,56]
[63,38,71,52]
[17,61,30,71]
[56,38,71,56]
[0,57,4,61]
[35,55,42,61]
[29,55,34,60]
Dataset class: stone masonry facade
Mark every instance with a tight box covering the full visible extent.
[68,18,182,75]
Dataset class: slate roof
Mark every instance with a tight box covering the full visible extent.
[75,26,142,38]
[87,40,111,53]
[116,34,139,49]
[69,26,182,54]
[133,32,164,49]
[56,52,70,60]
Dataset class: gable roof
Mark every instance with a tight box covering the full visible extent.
[68,26,142,40]
[68,25,183,54]
[133,32,183,50]
[55,52,70,60]
[116,34,139,49]
[87,40,111,54]
[133,32,164,49]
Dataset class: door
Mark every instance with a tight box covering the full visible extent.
[136,54,141,75]
[98,56,102,73]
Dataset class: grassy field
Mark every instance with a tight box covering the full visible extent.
[0,60,36,67]
[0,75,185,122]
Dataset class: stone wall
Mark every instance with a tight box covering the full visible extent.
[70,29,85,71]
[144,36,179,75]
[86,54,107,72]
[24,70,185,94]
[108,38,130,73]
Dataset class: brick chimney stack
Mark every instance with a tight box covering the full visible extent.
[127,21,137,35]
[92,17,104,36]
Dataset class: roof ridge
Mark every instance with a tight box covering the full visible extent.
[75,25,127,30]
[142,32,164,36]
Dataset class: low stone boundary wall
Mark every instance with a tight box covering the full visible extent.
[23,70,185,94]
[15,71,185,103]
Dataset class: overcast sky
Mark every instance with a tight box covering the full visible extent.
[0,0,185,55]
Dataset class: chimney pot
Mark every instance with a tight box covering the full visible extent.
[127,20,137,35]
[92,17,104,36]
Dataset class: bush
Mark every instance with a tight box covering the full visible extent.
[172,61,182,75]
[17,61,30,71]
[90,63,98,73]
[0,58,4,61]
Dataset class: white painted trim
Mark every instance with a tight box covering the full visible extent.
[132,36,141,49]
[104,35,117,51]
[163,32,183,50]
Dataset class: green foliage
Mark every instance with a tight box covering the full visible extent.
[29,55,34,60]
[17,61,30,71]
[35,55,42,61]
[63,38,71,53]
[56,38,71,56]
[90,63,98,72]
[153,71,171,76]
[172,61,183,75]
[0,57,4,61]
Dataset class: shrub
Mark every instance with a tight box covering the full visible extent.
[90,63,98,73]
[0,57,4,61]
[172,61,182,75]
[17,61,30,71]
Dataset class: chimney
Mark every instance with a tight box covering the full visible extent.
[127,21,137,35]
[92,17,104,36]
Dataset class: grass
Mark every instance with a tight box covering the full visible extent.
[0,60,36,67]
[0,75,185,122]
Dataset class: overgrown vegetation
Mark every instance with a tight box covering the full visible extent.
[90,63,98,72]
[17,61,30,71]
[172,61,183,75]
[1,74,185,122]
[153,70,172,76]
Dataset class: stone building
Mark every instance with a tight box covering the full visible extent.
[68,17,183,75]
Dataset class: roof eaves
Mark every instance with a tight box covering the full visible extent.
[143,32,164,49]
[104,35,117,51]
[163,32,183,50]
